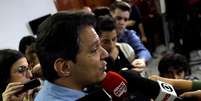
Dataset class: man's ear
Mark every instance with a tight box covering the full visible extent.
[54,58,72,77]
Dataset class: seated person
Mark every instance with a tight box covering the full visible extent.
[34,11,109,101]
[0,49,36,101]
[96,15,145,73]
[158,52,198,80]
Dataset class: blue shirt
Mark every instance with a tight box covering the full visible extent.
[118,29,152,61]
[34,80,86,101]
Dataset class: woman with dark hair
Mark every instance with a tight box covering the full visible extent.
[0,49,33,101]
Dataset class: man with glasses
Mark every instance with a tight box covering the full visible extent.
[110,1,151,74]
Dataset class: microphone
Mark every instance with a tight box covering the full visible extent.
[16,79,41,95]
[119,70,180,101]
[78,70,186,101]
[149,75,201,92]
[76,71,127,101]
[101,71,128,98]
[76,88,112,101]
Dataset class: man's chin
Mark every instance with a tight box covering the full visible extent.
[117,27,124,31]
[99,71,107,82]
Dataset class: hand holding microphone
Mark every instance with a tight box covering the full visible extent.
[76,71,127,101]
[2,79,41,101]
[78,70,183,101]
[16,79,41,95]
[180,90,201,101]
[149,75,201,92]
[102,70,181,101]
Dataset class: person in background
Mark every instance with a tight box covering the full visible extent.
[19,35,36,55]
[34,11,108,101]
[93,6,111,17]
[110,1,151,69]
[122,0,148,43]
[19,35,42,79]
[136,0,164,54]
[158,52,198,80]
[0,49,34,101]
[25,46,43,79]
[96,15,145,73]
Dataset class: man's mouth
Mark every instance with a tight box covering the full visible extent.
[100,61,107,71]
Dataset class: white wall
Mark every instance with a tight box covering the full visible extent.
[0,0,57,49]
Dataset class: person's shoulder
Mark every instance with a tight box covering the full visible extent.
[116,42,131,47]
[125,29,137,34]
[124,29,139,40]
[116,43,134,53]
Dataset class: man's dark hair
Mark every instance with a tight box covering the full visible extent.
[35,11,96,82]
[19,35,36,54]
[110,1,131,12]
[158,52,190,76]
[93,6,111,17]
[96,15,116,36]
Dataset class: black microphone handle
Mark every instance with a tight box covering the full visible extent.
[119,70,160,99]
[16,79,41,95]
[174,96,198,101]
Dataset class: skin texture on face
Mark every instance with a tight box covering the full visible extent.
[111,8,130,34]
[9,57,32,83]
[162,67,185,79]
[70,26,108,89]
[100,30,117,53]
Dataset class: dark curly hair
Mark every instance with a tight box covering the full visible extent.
[158,52,190,77]
[19,35,36,54]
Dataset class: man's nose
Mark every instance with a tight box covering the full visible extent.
[101,46,109,59]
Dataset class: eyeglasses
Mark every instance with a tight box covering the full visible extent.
[115,16,129,21]
[16,65,32,73]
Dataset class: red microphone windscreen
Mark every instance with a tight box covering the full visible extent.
[101,71,128,98]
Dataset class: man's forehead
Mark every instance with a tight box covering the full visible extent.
[79,26,100,47]
[113,9,130,17]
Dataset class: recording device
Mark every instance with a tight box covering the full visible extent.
[155,80,178,101]
[16,79,41,94]
[104,70,195,101]
[76,89,112,101]
[101,71,128,98]
[119,70,182,101]
[78,70,186,101]
[77,71,126,101]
